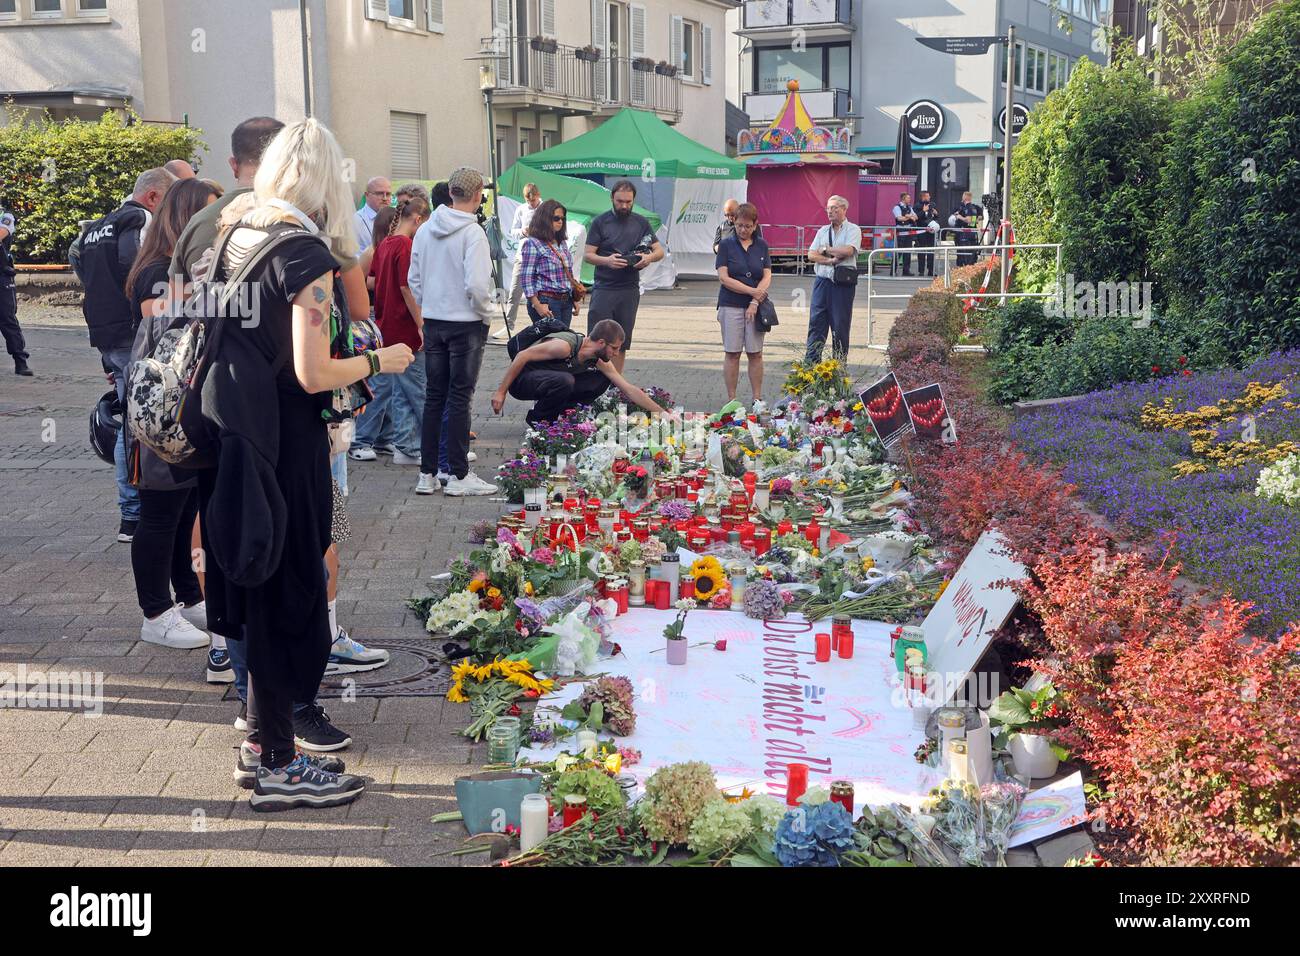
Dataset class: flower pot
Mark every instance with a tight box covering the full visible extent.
[666,638,687,665]
[1009,732,1059,779]
[530,37,558,54]
[575,48,601,63]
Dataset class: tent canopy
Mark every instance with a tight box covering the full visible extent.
[516,108,744,181]
[497,162,661,230]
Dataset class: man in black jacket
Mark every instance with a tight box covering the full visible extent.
[79,166,174,542]
[0,203,30,376]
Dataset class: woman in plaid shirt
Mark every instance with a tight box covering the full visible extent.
[519,199,583,328]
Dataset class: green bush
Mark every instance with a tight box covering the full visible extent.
[0,110,206,264]
[1154,0,1300,364]
[1011,55,1171,290]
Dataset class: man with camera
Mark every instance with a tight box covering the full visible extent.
[583,179,664,374]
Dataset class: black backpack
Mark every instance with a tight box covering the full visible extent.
[506,314,573,358]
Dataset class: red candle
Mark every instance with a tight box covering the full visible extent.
[815,633,831,662]
[710,526,728,544]
[754,528,771,556]
[742,471,757,498]
[829,782,854,816]
[804,519,820,547]
[830,630,839,652]
[777,520,794,537]
[562,795,588,827]
[785,763,809,806]
[679,576,696,601]
[739,522,756,543]
[612,586,628,615]
[653,580,671,610]
[837,631,854,659]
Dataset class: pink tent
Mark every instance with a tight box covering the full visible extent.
[738,81,878,259]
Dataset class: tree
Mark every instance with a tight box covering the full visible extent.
[0,110,206,264]
[1154,0,1300,364]
[1010,54,1172,288]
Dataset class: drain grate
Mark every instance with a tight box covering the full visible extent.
[222,637,451,700]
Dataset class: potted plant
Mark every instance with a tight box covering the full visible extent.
[576,45,601,63]
[530,35,558,54]
[632,56,656,72]
[655,60,678,77]
[988,682,1068,779]
[663,601,693,665]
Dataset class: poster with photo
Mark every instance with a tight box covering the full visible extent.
[903,383,956,443]
[859,372,913,447]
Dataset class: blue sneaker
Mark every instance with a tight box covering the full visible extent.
[249,754,365,811]
[324,628,390,675]
[206,645,234,684]
[234,738,346,790]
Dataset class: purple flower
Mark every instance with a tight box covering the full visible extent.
[657,499,693,522]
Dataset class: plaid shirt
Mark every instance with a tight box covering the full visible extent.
[519,237,573,299]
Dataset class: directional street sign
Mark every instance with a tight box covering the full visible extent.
[916,35,1006,56]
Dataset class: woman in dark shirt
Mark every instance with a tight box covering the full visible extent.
[200,119,413,811]
[714,202,772,404]
[123,178,221,653]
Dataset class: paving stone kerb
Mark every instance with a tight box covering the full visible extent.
[0,280,896,866]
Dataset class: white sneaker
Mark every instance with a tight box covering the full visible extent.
[467,450,478,463]
[436,471,452,488]
[178,600,207,630]
[444,472,498,497]
[348,446,377,461]
[375,443,399,456]
[415,472,439,495]
[140,606,210,650]
[392,449,420,466]
[491,325,509,340]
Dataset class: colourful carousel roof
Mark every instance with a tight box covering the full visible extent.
[738,80,865,164]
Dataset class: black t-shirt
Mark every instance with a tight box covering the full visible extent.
[585,209,656,289]
[715,235,771,309]
[221,228,339,392]
[128,259,172,321]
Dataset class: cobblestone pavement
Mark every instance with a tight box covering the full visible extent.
[0,276,905,866]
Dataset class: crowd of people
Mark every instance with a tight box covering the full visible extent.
[44,110,933,811]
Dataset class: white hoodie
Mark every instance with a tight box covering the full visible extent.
[408,204,495,324]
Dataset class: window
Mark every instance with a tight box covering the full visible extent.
[390,111,426,179]
[0,0,17,19]
[681,19,696,80]
[78,0,107,13]
[519,136,529,159]
[1047,52,1070,93]
[1006,40,1025,89]
[388,0,414,23]
[33,0,63,18]
[755,43,850,93]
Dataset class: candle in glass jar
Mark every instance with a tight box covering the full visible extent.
[815,633,832,662]
[830,780,855,816]
[520,793,549,852]
[785,763,809,806]
[627,561,646,606]
[837,630,855,659]
[753,485,770,512]
[562,793,588,827]
[575,729,598,754]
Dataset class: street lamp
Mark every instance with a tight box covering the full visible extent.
[466,41,511,331]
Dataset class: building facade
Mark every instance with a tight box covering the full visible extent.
[727,1,1111,214]
[0,0,732,198]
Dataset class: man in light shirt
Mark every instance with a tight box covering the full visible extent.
[805,194,861,363]
[353,176,393,253]
[494,182,541,339]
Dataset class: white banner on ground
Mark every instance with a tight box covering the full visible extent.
[525,610,941,813]
[1008,771,1088,847]
[664,178,747,277]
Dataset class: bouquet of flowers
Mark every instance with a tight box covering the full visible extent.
[526,406,598,458]
[772,800,856,867]
[638,761,719,845]
[497,452,547,502]
[782,358,855,404]
[622,464,650,498]
[564,675,637,736]
[446,657,554,739]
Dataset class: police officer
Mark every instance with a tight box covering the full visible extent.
[913,190,940,277]
[950,191,982,267]
[891,191,918,276]
[0,202,31,376]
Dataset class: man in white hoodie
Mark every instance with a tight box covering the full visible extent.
[409,167,499,496]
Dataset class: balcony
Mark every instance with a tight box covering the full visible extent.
[484,37,682,123]
[743,87,851,124]
[739,0,855,40]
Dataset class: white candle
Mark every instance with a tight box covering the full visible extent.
[520,793,549,852]
[575,729,598,754]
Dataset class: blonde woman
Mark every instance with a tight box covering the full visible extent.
[197,119,413,811]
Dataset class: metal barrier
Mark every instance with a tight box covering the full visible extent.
[862,240,1063,351]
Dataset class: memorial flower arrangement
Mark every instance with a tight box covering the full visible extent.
[689,556,725,601]
[741,577,788,620]
[446,657,554,739]
[772,800,857,867]
[525,406,599,458]
[782,358,855,403]
[497,452,547,501]
[637,761,720,845]
[565,675,637,736]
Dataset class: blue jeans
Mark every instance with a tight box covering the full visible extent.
[420,321,488,478]
[330,451,347,497]
[525,292,574,328]
[354,356,447,470]
[804,276,857,364]
[99,346,141,522]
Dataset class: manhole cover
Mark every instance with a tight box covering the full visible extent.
[222,637,450,700]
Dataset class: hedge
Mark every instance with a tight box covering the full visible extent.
[0,111,206,264]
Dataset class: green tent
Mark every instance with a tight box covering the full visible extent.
[516,108,745,181]
[515,109,747,277]
[496,162,662,285]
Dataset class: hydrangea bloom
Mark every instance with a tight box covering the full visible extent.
[773,801,855,867]
[687,799,754,854]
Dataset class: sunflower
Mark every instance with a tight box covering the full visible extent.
[691,556,725,601]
